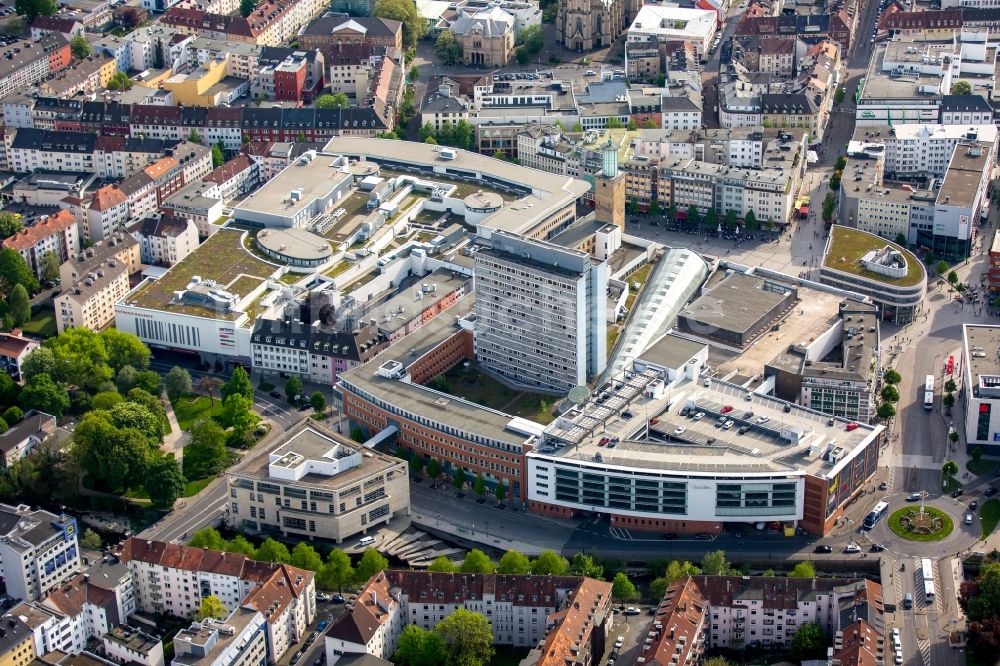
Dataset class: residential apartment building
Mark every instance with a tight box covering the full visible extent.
[250,317,385,385]
[160,0,326,48]
[990,229,1000,293]
[202,155,260,202]
[0,615,35,666]
[103,625,164,666]
[1,209,79,280]
[226,421,409,543]
[133,212,199,267]
[326,572,613,665]
[172,613,269,666]
[119,537,316,664]
[0,411,55,467]
[882,123,997,178]
[55,257,131,333]
[0,330,38,382]
[0,504,80,602]
[0,34,71,101]
[645,576,884,657]
[474,232,608,392]
[59,232,140,287]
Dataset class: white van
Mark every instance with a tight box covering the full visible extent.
[358,536,376,547]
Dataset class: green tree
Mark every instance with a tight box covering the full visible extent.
[189,527,226,549]
[222,394,259,445]
[316,93,350,109]
[239,0,256,16]
[0,248,38,295]
[973,446,983,463]
[7,284,29,327]
[39,251,59,282]
[145,455,184,509]
[2,406,21,426]
[45,328,116,388]
[373,0,425,46]
[0,213,22,239]
[224,535,256,557]
[687,206,701,229]
[434,608,494,666]
[948,270,959,286]
[20,374,69,416]
[936,260,949,276]
[950,431,960,446]
[703,207,718,231]
[497,550,530,574]
[789,561,816,578]
[101,329,151,371]
[877,402,897,420]
[184,418,229,479]
[532,550,569,575]
[14,0,57,23]
[881,385,900,403]
[108,71,132,92]
[460,549,494,573]
[318,548,354,592]
[197,376,224,406]
[943,460,959,477]
[951,81,972,95]
[70,35,92,59]
[426,458,441,480]
[701,550,729,576]
[704,657,732,666]
[896,232,908,246]
[473,474,486,497]
[310,391,327,414]
[605,118,624,129]
[255,538,291,563]
[649,199,661,217]
[452,467,466,489]
[211,143,225,168]
[0,375,18,407]
[428,556,457,572]
[744,209,758,231]
[964,562,1000,620]
[569,553,604,579]
[409,452,424,476]
[222,366,254,401]
[822,192,837,222]
[883,369,901,385]
[518,24,544,53]
[355,548,389,582]
[494,482,506,502]
[627,199,639,216]
[611,572,637,605]
[943,393,955,410]
[434,30,461,64]
[723,209,738,230]
[945,379,958,393]
[790,623,829,661]
[165,366,193,400]
[834,87,846,104]
[492,149,507,160]
[394,625,447,666]
[21,347,54,383]
[109,400,163,445]
[285,375,303,403]
[290,543,324,572]
[195,595,228,621]
[81,528,102,550]
[666,560,700,584]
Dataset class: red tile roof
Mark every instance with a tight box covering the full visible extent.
[640,577,708,666]
[143,156,180,181]
[90,185,127,212]
[0,331,36,359]
[1,210,75,252]
[203,154,254,184]
[833,620,880,666]
[536,576,613,666]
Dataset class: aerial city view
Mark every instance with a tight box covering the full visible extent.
[0,0,997,661]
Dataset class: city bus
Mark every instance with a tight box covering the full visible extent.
[920,558,936,602]
[863,501,890,529]
[924,375,935,410]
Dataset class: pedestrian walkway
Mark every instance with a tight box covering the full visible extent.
[160,391,189,469]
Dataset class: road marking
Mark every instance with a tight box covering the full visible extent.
[917,639,931,666]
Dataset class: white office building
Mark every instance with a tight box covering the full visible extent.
[0,505,80,602]
[473,231,608,393]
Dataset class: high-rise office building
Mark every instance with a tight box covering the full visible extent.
[474,231,608,393]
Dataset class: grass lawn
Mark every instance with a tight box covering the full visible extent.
[172,396,225,431]
[21,308,57,338]
[982,499,1000,538]
[824,226,925,287]
[888,506,954,542]
[490,647,530,666]
[607,324,621,354]
[968,457,1000,476]
[943,474,963,494]
[433,362,557,425]
[183,477,214,497]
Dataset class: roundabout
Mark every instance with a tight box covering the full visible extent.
[888,505,954,542]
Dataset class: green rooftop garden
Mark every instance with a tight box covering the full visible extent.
[823,226,925,287]
[128,229,278,317]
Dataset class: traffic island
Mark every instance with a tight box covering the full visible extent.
[888,506,954,542]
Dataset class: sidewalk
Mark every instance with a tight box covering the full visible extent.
[160,391,189,469]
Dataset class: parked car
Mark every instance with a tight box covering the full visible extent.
[720,405,733,413]
[722,420,734,430]
[879,481,888,490]
[316,593,331,602]
[870,543,886,552]
[971,500,979,510]
[673,427,686,436]
[738,425,750,434]
[623,607,641,616]
[291,652,303,665]
[331,595,346,604]
[317,621,329,632]
[952,488,965,498]
[987,486,998,497]
[662,532,678,540]
[693,533,712,540]
[693,412,705,421]
[844,544,862,553]
[814,545,833,553]
[269,391,282,398]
